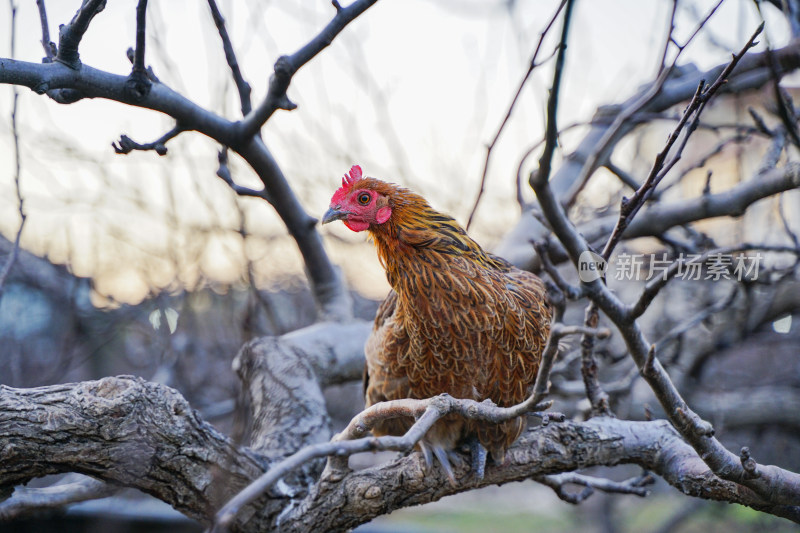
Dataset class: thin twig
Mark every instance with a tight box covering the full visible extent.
[630,243,800,319]
[216,148,268,199]
[123,0,152,101]
[531,322,609,405]
[653,286,739,356]
[0,0,27,299]
[530,0,575,189]
[752,1,800,149]
[579,303,611,415]
[564,0,726,207]
[0,474,118,520]
[604,161,641,192]
[112,124,184,156]
[207,0,252,115]
[778,193,800,251]
[35,0,55,60]
[133,0,147,73]
[465,0,567,230]
[533,240,582,300]
[656,1,679,74]
[536,471,653,504]
[601,22,765,261]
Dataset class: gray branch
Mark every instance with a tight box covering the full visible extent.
[236,0,380,140]
[2,377,798,532]
[496,42,800,270]
[281,417,800,531]
[0,55,351,318]
[0,377,267,525]
[0,474,118,520]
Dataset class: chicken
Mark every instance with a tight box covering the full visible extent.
[322,165,551,483]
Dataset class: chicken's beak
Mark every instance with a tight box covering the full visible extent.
[321,206,348,225]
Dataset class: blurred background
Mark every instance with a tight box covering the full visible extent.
[2,1,799,531]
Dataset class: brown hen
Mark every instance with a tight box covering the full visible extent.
[322,165,551,483]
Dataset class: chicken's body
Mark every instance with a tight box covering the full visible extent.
[323,166,551,480]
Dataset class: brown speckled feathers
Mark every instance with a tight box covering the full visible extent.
[360,178,551,462]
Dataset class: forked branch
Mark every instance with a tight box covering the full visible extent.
[212,393,560,531]
[236,0,380,140]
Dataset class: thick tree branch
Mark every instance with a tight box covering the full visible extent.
[0,57,351,317]
[235,138,352,319]
[281,418,800,531]
[2,378,798,531]
[0,0,379,318]
[215,392,559,531]
[0,377,267,525]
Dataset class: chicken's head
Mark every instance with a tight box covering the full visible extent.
[322,165,392,232]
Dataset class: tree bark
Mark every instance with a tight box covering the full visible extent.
[2,377,799,532]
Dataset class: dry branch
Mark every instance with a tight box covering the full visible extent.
[0,0,371,319]
[236,0,380,140]
[0,377,267,524]
[529,27,800,513]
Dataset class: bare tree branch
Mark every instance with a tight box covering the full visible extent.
[602,22,764,261]
[536,471,653,504]
[564,0,726,208]
[35,0,55,60]
[623,162,800,240]
[0,0,27,299]
[531,0,575,189]
[0,474,118,520]
[531,322,610,405]
[236,0,380,140]
[55,0,107,69]
[497,41,800,271]
[0,58,350,318]
[529,26,800,515]
[579,303,611,415]
[629,243,800,319]
[282,417,800,531]
[215,148,266,198]
[207,0,252,115]
[214,391,560,531]
[112,124,184,155]
[465,0,567,230]
[0,377,267,525]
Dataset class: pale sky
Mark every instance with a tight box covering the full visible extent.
[0,0,789,303]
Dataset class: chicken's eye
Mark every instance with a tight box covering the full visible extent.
[357,193,371,205]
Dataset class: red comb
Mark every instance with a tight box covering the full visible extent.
[342,165,362,187]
